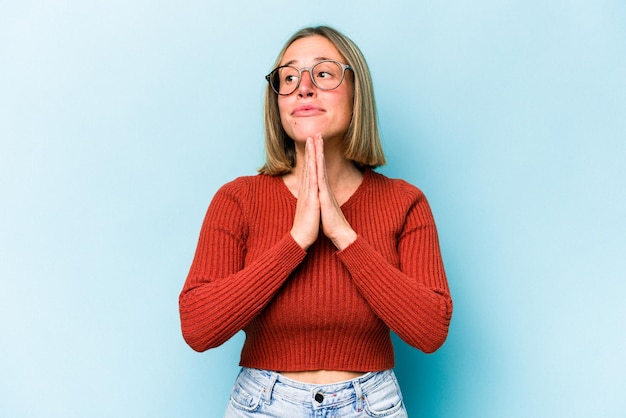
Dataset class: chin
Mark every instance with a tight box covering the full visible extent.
[285,121,329,141]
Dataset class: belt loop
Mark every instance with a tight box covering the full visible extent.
[262,371,279,405]
[353,376,364,413]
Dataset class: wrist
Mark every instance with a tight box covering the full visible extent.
[290,229,314,251]
[331,229,357,251]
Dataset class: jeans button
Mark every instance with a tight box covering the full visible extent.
[314,392,324,403]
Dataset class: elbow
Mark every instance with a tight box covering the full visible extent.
[181,322,230,353]
[179,294,221,352]
[181,322,239,352]
[180,321,212,352]
[413,296,453,354]
[399,318,451,354]
[420,330,450,354]
[179,309,223,353]
[181,329,211,353]
[426,292,453,352]
[180,307,233,352]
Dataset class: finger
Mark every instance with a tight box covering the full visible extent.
[315,136,336,208]
[306,137,318,194]
[314,134,326,186]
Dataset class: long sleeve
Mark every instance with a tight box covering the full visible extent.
[178,179,306,352]
[337,184,452,353]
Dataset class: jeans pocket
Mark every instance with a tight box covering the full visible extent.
[228,372,263,412]
[364,375,406,417]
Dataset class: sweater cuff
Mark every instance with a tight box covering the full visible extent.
[336,235,377,273]
[273,233,308,270]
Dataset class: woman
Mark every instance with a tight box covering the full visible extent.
[179,25,452,417]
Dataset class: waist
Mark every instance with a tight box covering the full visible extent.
[279,369,365,384]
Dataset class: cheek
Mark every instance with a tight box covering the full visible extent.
[338,96,354,122]
[277,99,294,127]
[336,84,354,118]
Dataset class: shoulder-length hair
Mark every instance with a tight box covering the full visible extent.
[259,26,385,175]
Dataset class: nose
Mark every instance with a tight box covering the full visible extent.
[297,69,316,97]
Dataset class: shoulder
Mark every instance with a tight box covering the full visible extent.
[366,171,438,228]
[216,173,278,197]
[206,174,280,221]
[366,170,426,203]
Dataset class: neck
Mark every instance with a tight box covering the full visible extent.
[293,139,361,189]
[324,150,361,184]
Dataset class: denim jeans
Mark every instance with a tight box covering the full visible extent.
[223,367,408,417]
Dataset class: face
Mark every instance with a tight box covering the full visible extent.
[277,35,354,144]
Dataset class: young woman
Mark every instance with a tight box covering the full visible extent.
[179,25,453,417]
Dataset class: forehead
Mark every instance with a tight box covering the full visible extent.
[280,35,344,65]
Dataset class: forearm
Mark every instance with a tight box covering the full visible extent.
[179,233,306,352]
[338,236,452,353]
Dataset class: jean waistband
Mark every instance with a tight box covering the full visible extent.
[240,367,395,407]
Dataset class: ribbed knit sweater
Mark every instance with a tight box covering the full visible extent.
[179,168,452,372]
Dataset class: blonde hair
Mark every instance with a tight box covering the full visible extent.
[259,26,386,175]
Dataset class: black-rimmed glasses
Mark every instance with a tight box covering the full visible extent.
[265,60,353,96]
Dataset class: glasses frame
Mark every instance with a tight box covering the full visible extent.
[265,60,353,96]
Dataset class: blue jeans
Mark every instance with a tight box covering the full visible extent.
[223,368,408,417]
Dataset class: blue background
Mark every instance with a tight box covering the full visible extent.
[1,1,625,417]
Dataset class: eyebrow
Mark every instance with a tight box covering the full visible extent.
[281,57,333,67]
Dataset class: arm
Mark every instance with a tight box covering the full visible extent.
[178,180,306,352]
[337,192,453,353]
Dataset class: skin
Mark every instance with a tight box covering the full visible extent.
[277,35,366,384]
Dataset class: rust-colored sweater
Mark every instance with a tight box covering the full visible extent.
[179,169,452,372]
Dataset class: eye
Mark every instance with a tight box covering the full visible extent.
[283,74,297,84]
[313,61,339,81]
[316,70,333,79]
[278,67,299,85]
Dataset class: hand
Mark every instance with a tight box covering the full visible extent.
[314,135,357,250]
[290,135,357,251]
[290,137,321,250]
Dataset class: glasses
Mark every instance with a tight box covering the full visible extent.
[265,60,353,96]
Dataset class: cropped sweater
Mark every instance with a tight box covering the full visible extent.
[179,168,452,372]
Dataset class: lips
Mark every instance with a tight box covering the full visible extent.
[291,104,325,116]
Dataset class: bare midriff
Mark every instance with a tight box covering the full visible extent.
[280,370,366,384]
